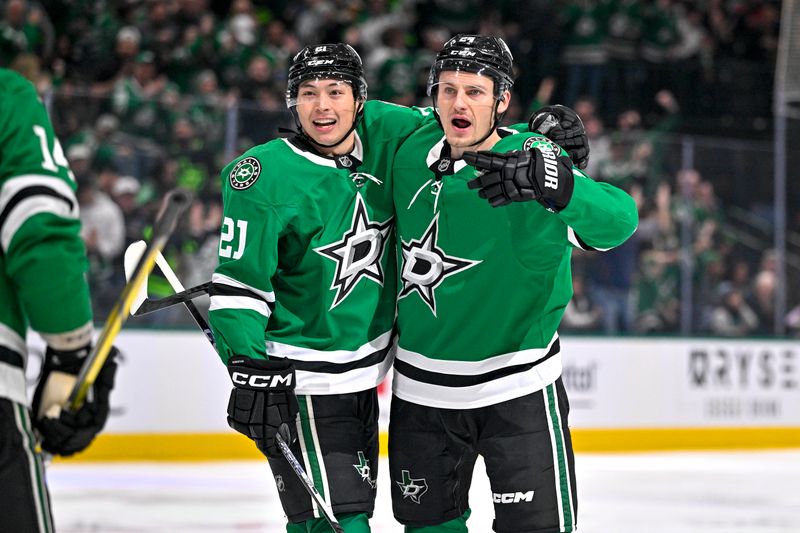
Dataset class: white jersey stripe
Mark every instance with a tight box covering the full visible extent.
[0,322,27,355]
[281,133,364,167]
[396,333,558,376]
[293,352,393,395]
[392,353,562,409]
[0,323,28,404]
[0,362,28,405]
[1,196,78,252]
[211,273,275,303]
[209,295,271,318]
[267,330,393,364]
[0,174,76,213]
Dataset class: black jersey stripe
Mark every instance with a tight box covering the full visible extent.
[0,346,24,369]
[209,282,276,312]
[280,342,393,375]
[572,231,598,251]
[395,338,561,388]
[0,186,76,235]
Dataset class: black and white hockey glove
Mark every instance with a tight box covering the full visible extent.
[463,144,575,211]
[227,356,298,458]
[529,104,589,170]
[32,345,118,456]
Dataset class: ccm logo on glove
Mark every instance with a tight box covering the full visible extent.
[228,357,294,389]
[231,371,293,388]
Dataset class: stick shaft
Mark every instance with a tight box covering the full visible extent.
[148,259,341,531]
[67,189,191,410]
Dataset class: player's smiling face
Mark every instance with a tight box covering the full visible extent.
[433,71,510,156]
[296,79,359,154]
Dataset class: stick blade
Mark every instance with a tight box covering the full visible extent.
[123,240,149,314]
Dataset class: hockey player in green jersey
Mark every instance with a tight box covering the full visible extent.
[0,68,118,532]
[389,36,639,532]
[208,44,434,533]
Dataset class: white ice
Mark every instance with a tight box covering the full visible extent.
[48,451,800,533]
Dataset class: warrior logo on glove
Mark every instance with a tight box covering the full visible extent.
[463,140,575,212]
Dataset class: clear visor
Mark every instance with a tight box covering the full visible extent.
[428,70,503,113]
[286,77,358,107]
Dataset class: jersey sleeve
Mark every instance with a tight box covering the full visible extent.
[558,165,639,251]
[208,156,292,363]
[0,71,92,337]
[502,133,638,252]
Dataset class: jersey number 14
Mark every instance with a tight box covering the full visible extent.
[33,125,74,181]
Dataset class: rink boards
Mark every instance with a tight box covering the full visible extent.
[25,331,800,461]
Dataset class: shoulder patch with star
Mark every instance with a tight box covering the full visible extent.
[229,156,261,190]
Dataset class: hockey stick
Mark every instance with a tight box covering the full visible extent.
[66,189,192,411]
[124,251,343,533]
[129,280,210,316]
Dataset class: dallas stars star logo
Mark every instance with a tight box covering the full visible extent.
[353,451,376,488]
[397,470,428,504]
[315,194,393,309]
[399,213,481,316]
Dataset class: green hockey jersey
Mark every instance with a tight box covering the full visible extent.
[0,69,93,406]
[209,100,433,395]
[392,123,638,409]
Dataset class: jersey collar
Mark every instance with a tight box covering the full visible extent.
[426,136,468,175]
[283,132,364,168]
[426,127,518,174]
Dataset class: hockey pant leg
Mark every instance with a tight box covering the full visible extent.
[286,511,370,533]
[404,509,471,533]
[0,398,56,533]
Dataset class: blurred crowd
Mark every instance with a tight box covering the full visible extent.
[2,0,798,336]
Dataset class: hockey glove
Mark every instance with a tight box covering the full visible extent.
[227,356,298,458]
[529,104,590,169]
[32,345,118,456]
[464,144,574,211]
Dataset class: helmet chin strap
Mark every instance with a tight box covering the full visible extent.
[291,101,365,152]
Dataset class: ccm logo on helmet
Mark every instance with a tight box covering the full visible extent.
[231,372,293,388]
[307,59,335,66]
[492,491,534,504]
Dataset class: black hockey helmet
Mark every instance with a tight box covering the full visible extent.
[286,43,368,107]
[427,34,514,99]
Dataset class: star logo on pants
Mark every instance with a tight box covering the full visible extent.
[396,470,428,504]
[315,193,393,309]
[399,213,480,316]
[353,451,376,488]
